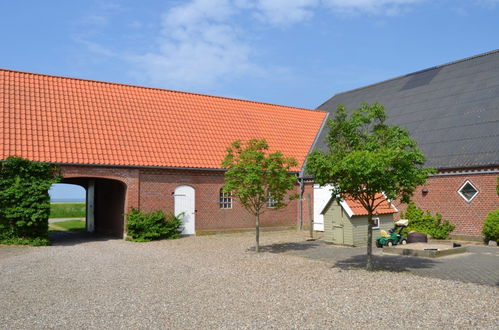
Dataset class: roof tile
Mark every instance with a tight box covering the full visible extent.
[345,193,397,216]
[1,69,327,170]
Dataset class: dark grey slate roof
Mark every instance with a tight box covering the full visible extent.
[315,50,499,170]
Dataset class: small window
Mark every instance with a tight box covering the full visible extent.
[267,191,277,208]
[219,189,232,209]
[458,181,479,202]
[372,217,380,229]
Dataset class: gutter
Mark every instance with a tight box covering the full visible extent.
[0,160,303,174]
[432,168,499,176]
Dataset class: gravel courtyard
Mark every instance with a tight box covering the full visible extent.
[1,231,497,329]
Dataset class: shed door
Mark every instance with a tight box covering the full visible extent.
[333,217,345,244]
[331,204,344,244]
[313,184,333,231]
[174,185,195,235]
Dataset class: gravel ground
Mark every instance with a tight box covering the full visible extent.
[0,231,497,329]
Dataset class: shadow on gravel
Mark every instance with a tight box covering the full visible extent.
[247,241,322,253]
[49,231,118,246]
[253,239,440,273]
[333,254,439,272]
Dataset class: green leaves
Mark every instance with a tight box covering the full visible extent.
[482,209,499,243]
[0,156,60,244]
[307,103,434,270]
[307,103,434,212]
[401,202,455,239]
[221,139,297,216]
[126,208,182,242]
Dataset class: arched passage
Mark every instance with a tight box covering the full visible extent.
[62,177,127,237]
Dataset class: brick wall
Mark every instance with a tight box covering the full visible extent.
[139,168,301,231]
[60,165,140,212]
[394,172,499,238]
[60,165,497,238]
[60,165,305,234]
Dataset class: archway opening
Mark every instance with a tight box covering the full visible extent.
[49,183,86,232]
[50,178,127,238]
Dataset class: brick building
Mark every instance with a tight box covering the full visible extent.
[314,50,499,240]
[1,69,327,237]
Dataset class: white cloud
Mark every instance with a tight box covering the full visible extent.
[129,0,261,90]
[238,0,421,26]
[126,0,427,90]
[75,38,116,57]
[322,0,424,16]
[83,0,429,91]
[251,0,319,26]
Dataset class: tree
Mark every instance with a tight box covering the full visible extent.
[222,139,298,252]
[306,103,433,271]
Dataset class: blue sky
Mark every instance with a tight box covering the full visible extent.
[2,0,499,200]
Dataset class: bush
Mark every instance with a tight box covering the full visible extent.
[0,236,51,246]
[482,209,499,243]
[126,208,182,242]
[0,156,60,246]
[400,202,455,239]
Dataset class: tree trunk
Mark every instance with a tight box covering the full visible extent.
[366,212,374,271]
[255,212,260,253]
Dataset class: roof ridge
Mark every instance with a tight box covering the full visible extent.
[320,49,499,103]
[0,67,324,114]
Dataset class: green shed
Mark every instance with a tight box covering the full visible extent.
[321,195,397,246]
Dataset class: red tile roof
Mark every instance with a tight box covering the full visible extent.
[0,69,327,170]
[344,193,397,216]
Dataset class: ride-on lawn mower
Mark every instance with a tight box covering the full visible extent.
[376,219,408,248]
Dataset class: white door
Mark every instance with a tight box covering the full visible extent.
[313,184,333,231]
[174,185,195,235]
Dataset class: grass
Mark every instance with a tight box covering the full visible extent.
[49,220,86,233]
[50,202,86,218]
[1,220,86,246]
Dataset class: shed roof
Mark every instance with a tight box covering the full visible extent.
[321,193,397,217]
[0,69,327,170]
[315,50,499,170]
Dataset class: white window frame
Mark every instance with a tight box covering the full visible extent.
[372,217,380,229]
[457,180,479,203]
[219,190,232,209]
[267,191,277,208]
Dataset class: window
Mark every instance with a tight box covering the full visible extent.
[219,189,232,209]
[458,181,479,202]
[372,217,380,229]
[267,191,278,208]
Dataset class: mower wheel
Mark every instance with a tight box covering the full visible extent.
[401,239,407,245]
[376,241,382,248]
[386,240,393,247]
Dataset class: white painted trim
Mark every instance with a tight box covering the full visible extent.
[299,112,330,177]
[372,217,380,229]
[339,199,354,218]
[381,192,398,212]
[433,168,499,176]
[86,180,95,233]
[219,189,233,209]
[457,180,480,203]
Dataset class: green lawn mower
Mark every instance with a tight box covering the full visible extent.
[376,219,408,248]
